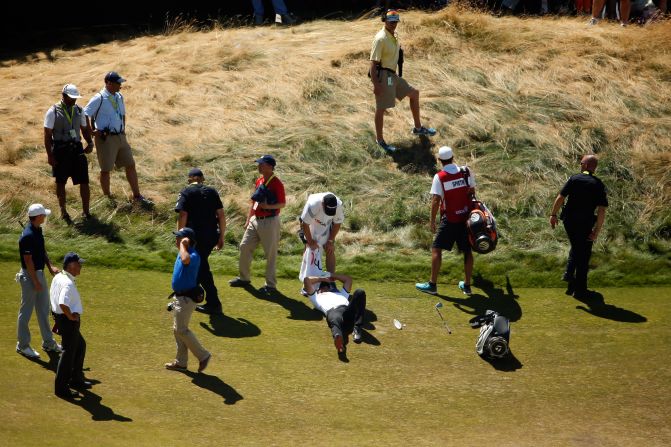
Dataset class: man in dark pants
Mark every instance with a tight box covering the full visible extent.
[175,168,226,315]
[303,272,366,359]
[550,155,608,299]
[50,252,90,399]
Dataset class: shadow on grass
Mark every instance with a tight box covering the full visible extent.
[26,350,60,372]
[438,274,522,322]
[74,216,123,243]
[181,371,243,405]
[389,135,436,175]
[200,313,261,338]
[242,284,323,321]
[574,290,647,323]
[482,351,523,372]
[72,388,133,421]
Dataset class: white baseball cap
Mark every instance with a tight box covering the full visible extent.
[62,84,82,99]
[28,203,51,217]
[438,146,454,160]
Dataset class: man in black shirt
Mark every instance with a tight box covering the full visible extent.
[550,155,608,298]
[175,168,227,314]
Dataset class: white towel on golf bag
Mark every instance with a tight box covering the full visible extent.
[299,246,324,281]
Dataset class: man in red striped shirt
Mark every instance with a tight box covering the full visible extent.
[416,146,476,296]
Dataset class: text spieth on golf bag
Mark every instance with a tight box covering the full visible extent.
[469,311,511,359]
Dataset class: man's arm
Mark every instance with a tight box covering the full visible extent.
[59,303,79,321]
[550,194,565,229]
[81,123,93,154]
[44,128,55,167]
[22,254,42,291]
[301,222,319,250]
[331,272,353,293]
[179,238,191,265]
[44,253,59,276]
[178,210,188,230]
[325,223,341,255]
[430,195,441,233]
[590,206,606,241]
[370,61,383,95]
[215,208,226,250]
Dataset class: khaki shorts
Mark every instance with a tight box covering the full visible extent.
[94,133,135,171]
[375,70,413,110]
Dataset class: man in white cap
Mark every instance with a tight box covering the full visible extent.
[416,146,476,296]
[84,71,152,208]
[298,192,345,282]
[369,9,436,153]
[44,84,94,223]
[51,252,91,399]
[16,204,62,359]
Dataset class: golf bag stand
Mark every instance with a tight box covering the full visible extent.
[469,310,510,358]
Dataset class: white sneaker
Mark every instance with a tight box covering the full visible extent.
[16,345,40,359]
[44,343,63,354]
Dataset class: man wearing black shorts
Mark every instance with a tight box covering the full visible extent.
[175,168,226,315]
[44,84,93,222]
[550,155,608,298]
[416,146,476,296]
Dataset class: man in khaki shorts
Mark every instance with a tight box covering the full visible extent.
[84,71,152,208]
[369,9,436,153]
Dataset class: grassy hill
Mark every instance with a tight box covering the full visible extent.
[0,7,669,286]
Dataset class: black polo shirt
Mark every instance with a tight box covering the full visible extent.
[560,172,608,224]
[175,183,224,241]
[19,223,47,270]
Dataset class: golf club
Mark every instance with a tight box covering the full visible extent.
[393,319,406,330]
[434,302,452,334]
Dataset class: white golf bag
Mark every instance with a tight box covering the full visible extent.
[469,310,511,359]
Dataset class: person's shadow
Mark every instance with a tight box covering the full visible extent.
[573,290,647,323]
[481,351,523,372]
[181,371,243,405]
[27,351,60,372]
[72,388,133,421]
[74,215,123,243]
[200,313,261,338]
[389,135,437,175]
[359,309,381,346]
[438,274,522,322]
[243,284,323,321]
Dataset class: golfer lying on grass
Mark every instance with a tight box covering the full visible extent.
[302,272,366,358]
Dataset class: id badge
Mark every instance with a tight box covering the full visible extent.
[69,129,77,139]
[387,75,393,87]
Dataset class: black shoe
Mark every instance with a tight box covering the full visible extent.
[352,326,363,343]
[70,380,93,389]
[62,213,73,225]
[259,285,277,295]
[565,281,575,296]
[229,277,251,287]
[56,389,79,400]
[196,305,223,315]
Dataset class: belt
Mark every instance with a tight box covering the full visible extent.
[254,215,277,220]
[109,131,123,136]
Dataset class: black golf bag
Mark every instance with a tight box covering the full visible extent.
[469,310,510,358]
[466,201,498,254]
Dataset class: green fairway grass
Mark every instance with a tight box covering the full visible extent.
[1,263,669,446]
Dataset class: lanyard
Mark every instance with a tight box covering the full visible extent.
[60,102,74,127]
[263,174,275,187]
[107,94,119,111]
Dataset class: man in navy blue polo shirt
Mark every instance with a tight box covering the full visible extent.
[16,204,62,359]
[165,227,211,373]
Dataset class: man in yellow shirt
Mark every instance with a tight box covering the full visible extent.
[369,10,436,153]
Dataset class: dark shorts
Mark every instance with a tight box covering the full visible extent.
[432,220,471,253]
[52,142,89,185]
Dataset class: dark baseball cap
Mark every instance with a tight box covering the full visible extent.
[173,227,196,241]
[188,168,204,177]
[63,252,86,269]
[255,155,276,167]
[104,71,126,83]
[323,194,338,216]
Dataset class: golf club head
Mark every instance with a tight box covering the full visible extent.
[393,319,403,330]
[435,302,443,309]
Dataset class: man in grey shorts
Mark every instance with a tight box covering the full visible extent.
[369,9,436,153]
[84,71,152,208]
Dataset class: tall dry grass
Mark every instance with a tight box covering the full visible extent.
[0,7,669,256]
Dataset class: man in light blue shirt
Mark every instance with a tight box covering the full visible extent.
[84,71,151,208]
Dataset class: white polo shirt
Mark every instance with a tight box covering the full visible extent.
[83,88,125,133]
[50,271,83,314]
[300,192,345,245]
[309,289,350,315]
[430,164,476,198]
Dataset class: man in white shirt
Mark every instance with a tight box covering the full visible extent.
[298,192,344,282]
[303,272,366,360]
[83,71,152,208]
[50,252,90,399]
